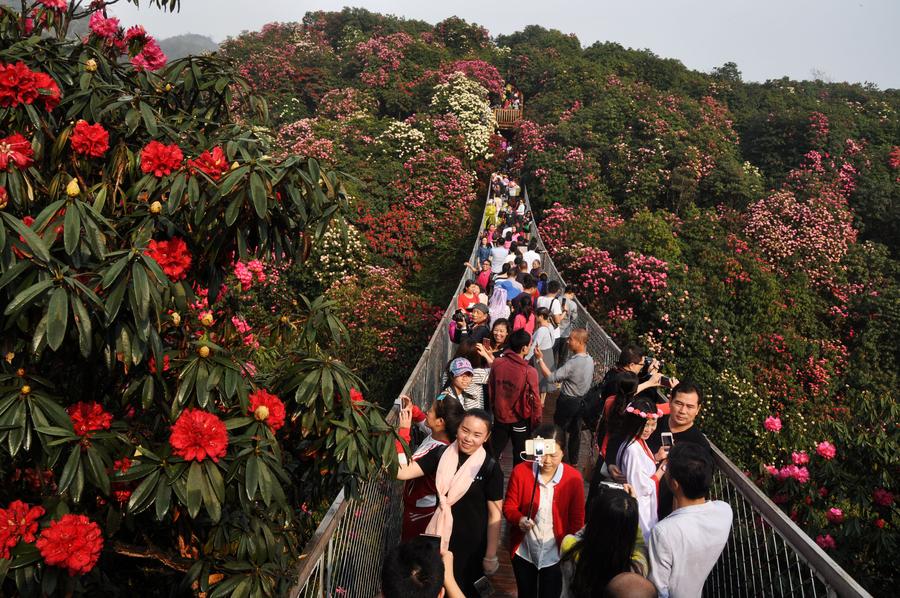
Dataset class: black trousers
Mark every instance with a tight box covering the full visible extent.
[490,419,530,466]
[511,555,563,598]
[553,394,583,465]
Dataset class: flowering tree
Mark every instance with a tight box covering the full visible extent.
[0,3,393,595]
[430,72,496,161]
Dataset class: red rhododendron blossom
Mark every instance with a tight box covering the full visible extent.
[791,451,809,465]
[763,415,782,432]
[188,146,229,181]
[0,61,38,107]
[67,401,113,437]
[875,518,886,529]
[36,514,103,576]
[145,237,192,281]
[826,508,844,524]
[248,389,286,431]
[148,354,170,374]
[169,408,228,462]
[124,25,148,43]
[88,12,119,38]
[0,133,35,171]
[815,534,836,550]
[140,140,183,177]
[816,441,836,460]
[873,488,894,507]
[70,120,109,157]
[350,388,364,404]
[0,500,45,559]
[131,38,167,71]
[113,457,132,474]
[37,0,67,10]
[32,72,60,111]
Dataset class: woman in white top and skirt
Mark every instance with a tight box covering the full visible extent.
[616,397,668,542]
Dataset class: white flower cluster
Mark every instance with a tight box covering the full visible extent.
[311,222,368,286]
[431,72,496,161]
[377,120,427,159]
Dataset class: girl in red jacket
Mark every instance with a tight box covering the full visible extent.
[503,424,585,598]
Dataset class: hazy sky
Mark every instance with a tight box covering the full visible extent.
[111,0,900,89]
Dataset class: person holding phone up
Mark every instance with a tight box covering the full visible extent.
[503,425,585,598]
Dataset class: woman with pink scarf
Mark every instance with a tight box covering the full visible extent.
[396,409,505,595]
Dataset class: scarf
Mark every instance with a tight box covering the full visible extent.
[425,441,487,552]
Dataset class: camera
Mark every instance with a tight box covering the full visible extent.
[525,437,557,457]
[452,309,469,324]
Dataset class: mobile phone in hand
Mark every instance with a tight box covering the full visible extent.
[661,432,674,451]
[419,533,441,550]
[474,576,495,597]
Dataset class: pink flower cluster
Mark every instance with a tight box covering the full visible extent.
[809,111,830,142]
[233,259,268,291]
[815,534,836,550]
[764,415,782,432]
[354,32,414,87]
[87,12,167,71]
[437,60,504,96]
[825,508,844,524]
[775,465,810,483]
[816,441,836,460]
[277,118,335,163]
[317,88,377,120]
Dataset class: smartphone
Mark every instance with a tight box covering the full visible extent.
[483,337,492,350]
[525,438,557,457]
[661,432,674,451]
[419,533,441,550]
[473,576,495,597]
[660,375,672,388]
[400,396,411,410]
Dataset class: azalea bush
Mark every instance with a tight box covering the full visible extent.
[0,3,394,596]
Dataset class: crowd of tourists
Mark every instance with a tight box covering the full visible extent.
[382,174,733,598]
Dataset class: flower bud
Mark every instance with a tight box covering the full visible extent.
[198,345,210,358]
[171,312,181,326]
[231,161,239,170]
[85,59,98,72]
[0,186,8,210]
[66,178,80,197]
[254,405,270,421]
[4,352,13,364]
[200,312,214,327]
[165,83,173,91]
[149,200,162,214]
[16,368,25,377]
[21,385,31,395]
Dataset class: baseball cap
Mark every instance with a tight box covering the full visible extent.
[449,358,474,377]
[468,303,489,314]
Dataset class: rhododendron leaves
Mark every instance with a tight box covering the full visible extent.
[249,171,267,219]
[46,287,68,350]
[1,212,50,262]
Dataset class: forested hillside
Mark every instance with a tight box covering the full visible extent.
[221,9,898,593]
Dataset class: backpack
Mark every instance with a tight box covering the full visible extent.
[488,285,509,325]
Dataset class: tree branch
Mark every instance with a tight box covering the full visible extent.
[110,540,193,572]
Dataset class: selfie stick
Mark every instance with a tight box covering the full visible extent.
[527,452,541,521]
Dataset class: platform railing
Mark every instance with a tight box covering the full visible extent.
[289,180,872,598]
[493,107,523,129]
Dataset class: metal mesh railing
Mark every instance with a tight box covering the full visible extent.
[290,179,871,598]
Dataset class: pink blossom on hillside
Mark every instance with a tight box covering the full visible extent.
[764,416,782,432]
[816,441,836,460]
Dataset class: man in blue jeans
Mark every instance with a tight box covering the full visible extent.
[533,328,594,466]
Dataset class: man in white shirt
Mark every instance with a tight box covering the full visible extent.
[535,281,564,341]
[649,443,732,598]
[522,239,541,273]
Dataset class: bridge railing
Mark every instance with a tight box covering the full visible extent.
[493,107,523,130]
[522,186,870,598]
[289,180,872,598]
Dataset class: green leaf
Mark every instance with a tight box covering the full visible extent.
[46,287,69,351]
[200,462,221,522]
[155,477,172,520]
[63,203,81,254]
[128,469,161,515]
[168,172,186,213]
[70,294,92,357]
[2,212,50,262]
[186,461,203,518]
[249,172,267,219]
[132,262,150,321]
[57,446,82,495]
[5,279,54,317]
[245,454,259,500]
[85,446,110,495]
[139,102,158,136]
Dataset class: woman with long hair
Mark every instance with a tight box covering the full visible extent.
[527,307,556,403]
[560,485,649,597]
[511,293,535,335]
[615,397,666,541]
[445,345,490,410]
[396,394,466,541]
[504,425,584,598]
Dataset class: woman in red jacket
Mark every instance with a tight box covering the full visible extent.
[503,424,585,598]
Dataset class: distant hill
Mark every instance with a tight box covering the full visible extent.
[158,33,218,59]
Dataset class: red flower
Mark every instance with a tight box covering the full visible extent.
[826,508,844,524]
[875,518,886,529]
[37,0,67,10]
[140,140,183,177]
[145,237,192,281]
[815,534,836,550]
[0,61,38,107]
[70,120,109,157]
[188,146,229,181]
[131,38,167,72]
[169,408,228,462]
[113,457,132,474]
[67,401,113,438]
[33,72,60,110]
[36,514,103,576]
[88,12,120,39]
[0,133,35,171]
[124,25,148,44]
[0,500,45,559]
[0,186,7,209]
[249,389,286,431]
[873,488,894,507]
[148,354,170,374]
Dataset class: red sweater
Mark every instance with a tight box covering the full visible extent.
[488,351,541,424]
[503,462,585,558]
